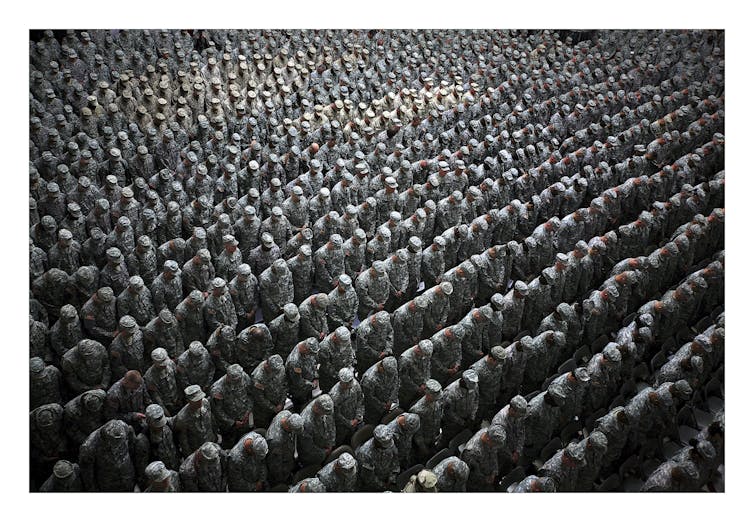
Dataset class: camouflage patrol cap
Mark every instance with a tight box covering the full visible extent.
[227,363,245,381]
[574,367,590,383]
[564,442,585,461]
[146,404,167,427]
[97,287,114,302]
[671,380,693,400]
[588,430,608,453]
[211,277,227,289]
[371,260,386,274]
[158,309,174,324]
[128,275,144,289]
[200,442,220,460]
[509,394,528,413]
[314,293,330,309]
[221,325,236,340]
[119,315,137,332]
[185,384,205,402]
[487,424,507,445]
[52,459,76,480]
[338,367,354,383]
[373,424,392,445]
[151,348,169,366]
[335,326,350,342]
[106,247,123,261]
[354,228,367,241]
[102,419,127,440]
[462,369,479,387]
[30,357,45,373]
[145,461,171,482]
[287,413,304,432]
[337,453,357,471]
[381,355,398,373]
[283,303,300,321]
[514,281,529,295]
[261,232,275,247]
[417,339,434,356]
[315,394,334,414]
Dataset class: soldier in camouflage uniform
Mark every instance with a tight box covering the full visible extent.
[142,461,181,492]
[134,404,180,489]
[228,263,258,330]
[181,248,215,295]
[203,277,237,332]
[269,303,301,359]
[127,236,158,286]
[356,424,400,492]
[81,286,118,345]
[39,460,83,492]
[175,341,215,394]
[326,274,358,331]
[265,411,304,485]
[314,233,345,291]
[356,260,390,319]
[392,295,428,353]
[386,412,421,468]
[316,452,358,492]
[433,456,470,492]
[227,432,268,491]
[299,293,330,341]
[288,244,314,304]
[179,441,228,492]
[79,420,136,492]
[151,260,183,313]
[461,424,507,491]
[172,385,217,458]
[361,356,400,424]
[117,276,156,327]
[285,337,320,407]
[61,339,111,395]
[249,354,287,428]
[144,309,184,359]
[63,389,107,447]
[398,340,433,408]
[429,324,465,387]
[298,394,337,466]
[259,259,294,322]
[109,315,146,380]
[318,326,355,392]
[329,367,365,445]
[175,290,207,345]
[143,348,181,416]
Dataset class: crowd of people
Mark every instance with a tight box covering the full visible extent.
[29,29,724,492]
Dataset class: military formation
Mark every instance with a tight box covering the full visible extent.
[30,29,724,493]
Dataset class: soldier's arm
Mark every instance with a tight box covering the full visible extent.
[78,440,97,491]
[212,396,235,430]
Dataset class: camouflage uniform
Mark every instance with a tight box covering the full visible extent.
[356,425,400,491]
[298,394,337,466]
[360,356,400,424]
[285,338,320,406]
[461,425,507,491]
[441,370,480,444]
[265,411,304,485]
[249,355,287,428]
[79,420,137,491]
[179,442,228,492]
[227,432,268,491]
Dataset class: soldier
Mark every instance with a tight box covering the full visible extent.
[511,475,557,493]
[575,430,609,491]
[226,263,258,330]
[109,315,146,380]
[265,411,305,485]
[343,228,367,279]
[62,388,107,448]
[172,384,217,458]
[298,394,337,466]
[361,356,400,425]
[355,260,390,319]
[210,364,254,446]
[327,274,358,331]
[175,290,207,344]
[174,340,215,395]
[205,325,238,377]
[429,324,464,387]
[127,236,159,286]
[144,309,184,359]
[314,233,345,291]
[287,244,314,304]
[461,424,507,491]
[179,441,228,492]
[285,337,320,407]
[392,296,428,353]
[289,477,327,492]
[61,339,111,395]
[100,246,130,296]
[316,452,358,492]
[79,419,137,492]
[202,277,237,332]
[470,345,509,422]
[524,383,566,454]
[491,394,528,475]
[30,403,67,484]
[249,354,287,428]
[104,369,152,432]
[29,357,62,410]
[269,303,301,359]
[421,236,446,288]
[356,424,400,492]
[299,293,330,341]
[398,340,434,408]
[181,248,215,295]
[586,344,623,411]
[317,326,355,392]
[386,412,421,468]
[329,367,365,445]
[143,461,181,492]
[259,259,294,322]
[540,442,586,492]
[151,260,183,313]
[433,456,470,492]
[117,276,156,327]
[48,229,82,275]
[227,432,268,492]
[143,348,181,416]
[81,286,118,345]
[441,369,480,445]
[39,460,83,492]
